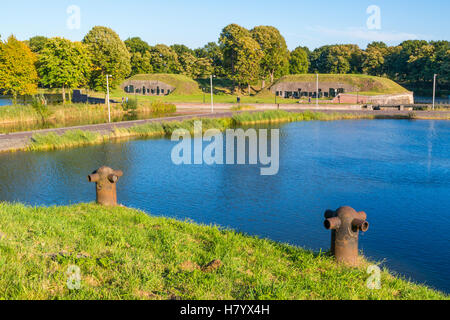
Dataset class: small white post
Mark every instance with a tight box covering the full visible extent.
[210,75,214,113]
[432,74,437,111]
[106,75,112,123]
[316,73,319,107]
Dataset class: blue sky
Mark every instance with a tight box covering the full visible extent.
[0,0,448,50]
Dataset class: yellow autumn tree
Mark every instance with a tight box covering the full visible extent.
[0,35,38,103]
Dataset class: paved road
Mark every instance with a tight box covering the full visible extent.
[1,108,449,153]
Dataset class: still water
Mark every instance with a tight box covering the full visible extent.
[0,120,449,293]
[0,98,12,107]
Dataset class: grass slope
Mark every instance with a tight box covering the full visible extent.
[24,110,446,152]
[270,74,410,95]
[126,74,202,95]
[0,203,446,300]
[26,111,370,151]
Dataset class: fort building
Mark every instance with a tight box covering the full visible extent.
[272,81,354,99]
[121,79,175,96]
[269,75,414,105]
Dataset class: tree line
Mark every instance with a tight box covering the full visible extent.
[0,24,449,102]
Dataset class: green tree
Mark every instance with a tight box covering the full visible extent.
[178,52,212,78]
[148,44,182,74]
[233,37,264,94]
[27,36,49,54]
[194,42,225,77]
[129,51,153,76]
[124,37,151,55]
[37,37,91,103]
[0,35,38,103]
[250,26,289,85]
[390,40,429,82]
[170,44,194,57]
[125,37,153,76]
[219,24,252,77]
[362,42,388,76]
[310,44,363,74]
[289,47,309,74]
[83,26,131,91]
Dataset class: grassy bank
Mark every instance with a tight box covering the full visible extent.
[0,203,446,300]
[25,111,366,151]
[23,110,449,152]
[0,102,177,134]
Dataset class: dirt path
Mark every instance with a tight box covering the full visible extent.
[1,107,449,153]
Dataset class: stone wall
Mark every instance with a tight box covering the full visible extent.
[72,90,117,104]
[332,92,414,105]
[271,81,358,99]
[121,80,175,96]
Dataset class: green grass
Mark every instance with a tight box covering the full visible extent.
[22,110,449,152]
[25,111,368,151]
[270,74,410,95]
[0,203,446,300]
[28,130,106,151]
[230,105,256,111]
[231,110,373,125]
[0,102,178,134]
[104,89,299,104]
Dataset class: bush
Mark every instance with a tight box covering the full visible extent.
[122,98,138,111]
[31,95,53,123]
[150,101,176,114]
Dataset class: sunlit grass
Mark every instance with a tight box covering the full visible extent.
[23,110,448,152]
[0,203,446,300]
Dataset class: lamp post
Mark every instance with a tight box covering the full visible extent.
[433,74,437,111]
[316,73,319,107]
[106,75,112,123]
[210,75,215,113]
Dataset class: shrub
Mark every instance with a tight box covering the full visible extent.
[123,98,138,111]
[31,95,53,123]
[150,101,176,114]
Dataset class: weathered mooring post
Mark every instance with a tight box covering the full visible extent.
[88,167,123,206]
[324,206,369,266]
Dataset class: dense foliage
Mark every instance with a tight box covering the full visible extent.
[82,26,131,91]
[37,38,91,102]
[0,25,448,97]
[0,36,38,102]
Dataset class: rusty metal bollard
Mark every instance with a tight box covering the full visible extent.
[324,206,369,266]
[88,167,123,206]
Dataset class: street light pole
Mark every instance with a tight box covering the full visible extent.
[106,75,112,123]
[210,75,214,113]
[316,73,319,107]
[433,74,437,111]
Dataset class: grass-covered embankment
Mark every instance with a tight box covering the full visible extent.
[25,110,447,152]
[0,101,177,134]
[26,111,369,151]
[0,203,446,300]
[269,74,411,96]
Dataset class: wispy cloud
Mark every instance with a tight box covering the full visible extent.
[307,26,428,42]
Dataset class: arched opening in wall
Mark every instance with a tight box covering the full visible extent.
[329,88,336,98]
